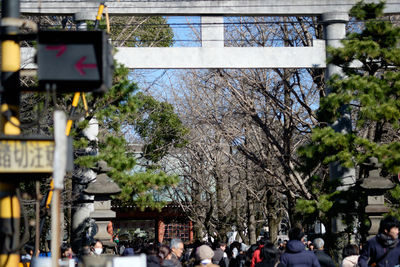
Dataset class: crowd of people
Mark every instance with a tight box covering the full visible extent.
[19,216,400,267]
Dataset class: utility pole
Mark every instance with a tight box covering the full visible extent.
[0,0,21,267]
[0,0,113,264]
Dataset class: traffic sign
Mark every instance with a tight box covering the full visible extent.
[37,30,114,92]
[0,137,54,173]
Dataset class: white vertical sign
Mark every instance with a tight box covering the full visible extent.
[53,110,67,190]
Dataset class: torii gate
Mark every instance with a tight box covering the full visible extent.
[20,0,400,70]
[19,0,400,234]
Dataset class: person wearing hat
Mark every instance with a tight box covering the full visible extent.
[195,245,219,267]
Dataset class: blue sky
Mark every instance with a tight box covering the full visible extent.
[167,16,201,47]
[133,16,201,100]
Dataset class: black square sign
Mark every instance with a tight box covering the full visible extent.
[37,31,113,92]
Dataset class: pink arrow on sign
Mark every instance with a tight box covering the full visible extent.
[45,45,66,57]
[75,56,97,76]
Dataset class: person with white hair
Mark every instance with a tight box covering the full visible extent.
[313,238,335,267]
[170,238,184,267]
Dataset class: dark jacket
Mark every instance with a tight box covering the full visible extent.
[162,259,178,267]
[358,235,400,267]
[194,264,219,267]
[147,255,162,267]
[122,247,134,256]
[255,260,284,267]
[314,250,335,267]
[213,248,224,264]
[213,248,229,267]
[171,252,183,267]
[280,240,320,267]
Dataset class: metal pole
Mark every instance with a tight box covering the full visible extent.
[35,181,40,257]
[0,1,21,267]
[51,189,61,267]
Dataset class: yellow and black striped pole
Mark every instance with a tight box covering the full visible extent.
[0,183,20,267]
[0,0,22,267]
[44,91,86,232]
[65,92,80,136]
[94,2,105,30]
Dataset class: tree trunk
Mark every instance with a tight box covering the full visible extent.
[247,196,257,244]
[267,210,281,244]
[65,176,72,243]
[267,191,281,244]
[193,220,204,241]
[234,189,247,243]
[216,167,227,241]
[286,192,296,227]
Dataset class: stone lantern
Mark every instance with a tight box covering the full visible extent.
[360,157,395,237]
[84,160,121,248]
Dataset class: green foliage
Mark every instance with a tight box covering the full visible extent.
[90,64,188,162]
[94,16,173,47]
[349,1,385,20]
[295,199,316,214]
[298,127,357,170]
[134,93,189,162]
[389,184,400,199]
[114,171,180,211]
[297,0,400,235]
[387,185,400,220]
[301,0,400,173]
[73,63,188,209]
[295,177,341,226]
[317,194,335,213]
[294,170,340,227]
[132,16,174,47]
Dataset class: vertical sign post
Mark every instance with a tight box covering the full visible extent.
[51,111,67,267]
[0,0,21,266]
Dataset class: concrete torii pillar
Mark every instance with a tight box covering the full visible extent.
[321,12,356,233]
[74,12,96,31]
[201,16,224,48]
[322,12,348,85]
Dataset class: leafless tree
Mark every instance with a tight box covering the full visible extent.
[165,16,325,243]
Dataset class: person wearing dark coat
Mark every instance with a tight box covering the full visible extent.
[255,242,284,267]
[213,242,229,267]
[358,216,400,267]
[145,244,162,267]
[122,247,134,256]
[280,227,320,267]
[159,245,178,267]
[170,238,184,267]
[312,238,334,267]
[147,254,162,267]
